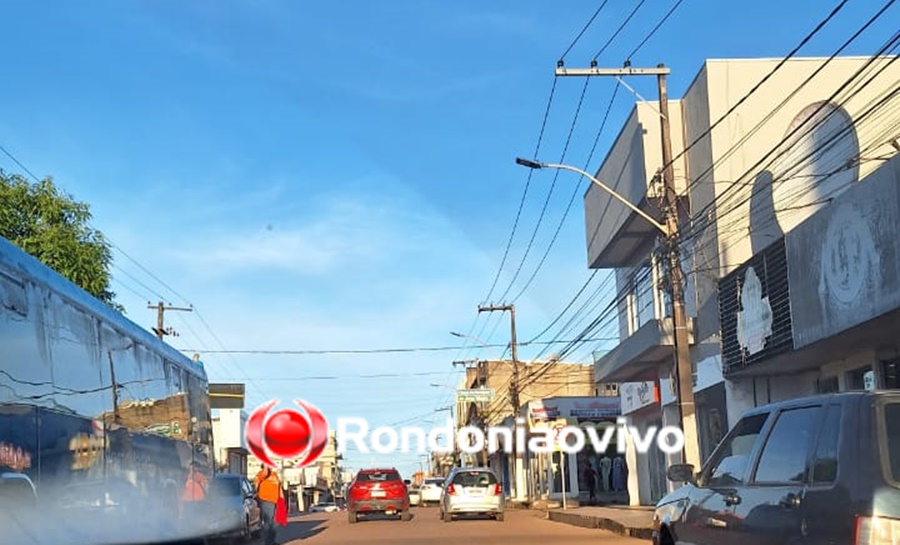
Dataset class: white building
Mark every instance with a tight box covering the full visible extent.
[584,55,899,506]
[211,408,249,475]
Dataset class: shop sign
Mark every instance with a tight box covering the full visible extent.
[620,381,658,415]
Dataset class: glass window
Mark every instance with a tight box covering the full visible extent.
[880,402,900,483]
[702,413,768,488]
[356,470,401,482]
[810,405,841,484]
[211,476,242,497]
[634,265,653,328]
[451,470,498,487]
[753,406,821,484]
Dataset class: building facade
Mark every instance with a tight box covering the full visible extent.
[584,56,899,506]
[459,360,596,502]
[211,408,249,475]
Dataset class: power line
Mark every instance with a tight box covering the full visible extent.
[626,0,686,62]
[592,0,647,61]
[177,337,620,355]
[559,0,612,61]
[655,0,853,194]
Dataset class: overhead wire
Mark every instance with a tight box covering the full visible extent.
[680,0,897,218]
[592,0,648,61]
[512,83,624,303]
[683,35,900,255]
[626,0,687,62]
[559,0,612,62]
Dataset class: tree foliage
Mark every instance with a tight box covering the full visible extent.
[0,170,122,310]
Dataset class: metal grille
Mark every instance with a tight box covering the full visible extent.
[718,238,794,374]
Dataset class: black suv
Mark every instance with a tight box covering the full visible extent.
[653,391,900,545]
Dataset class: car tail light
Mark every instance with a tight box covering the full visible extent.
[446,484,457,495]
[349,486,367,500]
[492,484,502,495]
[855,515,900,544]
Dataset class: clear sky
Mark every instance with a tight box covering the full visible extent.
[0,0,895,476]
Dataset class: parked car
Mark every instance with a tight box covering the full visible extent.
[310,502,339,513]
[205,473,263,543]
[418,477,444,506]
[652,391,900,545]
[346,468,411,523]
[439,467,504,522]
[408,485,421,506]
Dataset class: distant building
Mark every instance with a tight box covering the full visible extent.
[211,408,249,475]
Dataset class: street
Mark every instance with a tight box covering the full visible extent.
[267,508,648,545]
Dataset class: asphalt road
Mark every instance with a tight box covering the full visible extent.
[269,507,649,545]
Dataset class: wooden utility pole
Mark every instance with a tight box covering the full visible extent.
[148,301,193,340]
[477,304,521,500]
[554,62,701,470]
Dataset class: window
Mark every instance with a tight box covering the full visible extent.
[356,470,401,482]
[633,264,653,329]
[211,477,242,497]
[816,377,839,394]
[880,402,900,484]
[753,406,821,484]
[451,470,498,487]
[702,413,768,488]
[810,405,841,484]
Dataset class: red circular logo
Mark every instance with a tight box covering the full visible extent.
[246,399,329,469]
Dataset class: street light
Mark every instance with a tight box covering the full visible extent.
[515,158,667,234]
[450,331,492,346]
[515,156,701,471]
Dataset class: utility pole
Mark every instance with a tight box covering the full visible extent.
[477,304,521,501]
[554,62,701,470]
[148,301,193,340]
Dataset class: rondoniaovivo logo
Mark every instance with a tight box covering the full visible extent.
[246,399,329,469]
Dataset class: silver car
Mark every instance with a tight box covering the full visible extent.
[439,467,504,522]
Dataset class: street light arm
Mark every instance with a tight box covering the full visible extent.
[516,158,668,235]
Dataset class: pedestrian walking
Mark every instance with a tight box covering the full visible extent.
[254,466,283,545]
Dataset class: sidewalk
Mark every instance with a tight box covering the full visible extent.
[546,505,655,540]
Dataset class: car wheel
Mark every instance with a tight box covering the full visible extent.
[348,511,358,524]
[400,509,412,522]
[442,510,452,523]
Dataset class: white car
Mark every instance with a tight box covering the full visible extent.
[418,478,445,506]
[408,486,421,506]
[439,467,504,522]
[309,502,339,513]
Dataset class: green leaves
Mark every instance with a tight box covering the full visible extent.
[0,171,122,311]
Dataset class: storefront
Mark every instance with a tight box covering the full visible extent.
[718,156,900,420]
[619,380,666,505]
[523,396,625,505]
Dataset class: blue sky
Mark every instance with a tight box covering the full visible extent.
[1,0,896,476]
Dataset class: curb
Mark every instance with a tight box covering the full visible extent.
[547,510,654,541]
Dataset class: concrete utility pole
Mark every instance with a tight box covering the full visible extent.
[477,304,521,500]
[148,301,193,340]
[520,62,701,471]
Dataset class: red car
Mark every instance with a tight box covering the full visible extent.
[347,468,411,523]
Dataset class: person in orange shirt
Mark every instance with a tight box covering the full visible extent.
[178,462,209,526]
[254,466,282,545]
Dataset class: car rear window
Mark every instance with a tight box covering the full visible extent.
[451,471,497,487]
[881,402,900,483]
[357,470,401,482]
[211,477,242,497]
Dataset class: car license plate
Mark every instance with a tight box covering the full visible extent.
[466,488,484,495]
[371,490,386,498]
